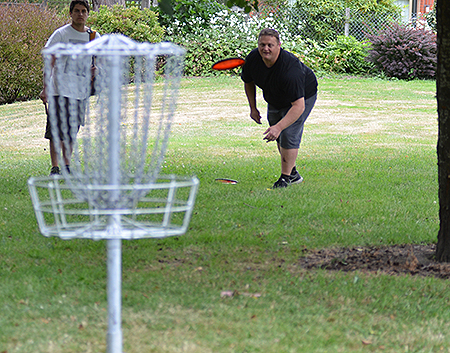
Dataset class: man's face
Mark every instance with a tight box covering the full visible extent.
[258,35,281,66]
[70,4,89,27]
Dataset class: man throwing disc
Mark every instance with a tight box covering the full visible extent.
[241,28,318,188]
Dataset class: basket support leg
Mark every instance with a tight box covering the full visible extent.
[107,238,123,353]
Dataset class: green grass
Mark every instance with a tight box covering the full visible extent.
[0,76,444,353]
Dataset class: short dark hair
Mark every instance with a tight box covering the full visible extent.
[70,0,90,13]
[258,28,280,43]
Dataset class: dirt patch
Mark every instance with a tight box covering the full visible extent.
[299,244,450,279]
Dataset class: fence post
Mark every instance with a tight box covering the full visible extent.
[344,7,350,36]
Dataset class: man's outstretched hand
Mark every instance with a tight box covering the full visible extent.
[263,125,281,142]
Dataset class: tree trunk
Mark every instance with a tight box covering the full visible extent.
[92,0,125,11]
[436,0,450,262]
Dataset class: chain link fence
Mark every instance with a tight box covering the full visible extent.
[257,4,405,42]
[345,8,402,40]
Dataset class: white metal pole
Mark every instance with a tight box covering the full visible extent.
[107,238,123,353]
[345,8,350,37]
[106,54,123,353]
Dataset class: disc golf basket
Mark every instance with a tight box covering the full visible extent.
[28,35,199,353]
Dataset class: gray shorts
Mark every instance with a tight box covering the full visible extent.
[267,93,317,149]
[44,96,86,142]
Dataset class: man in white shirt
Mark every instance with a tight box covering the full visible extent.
[40,0,100,175]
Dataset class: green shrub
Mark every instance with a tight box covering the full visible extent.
[366,22,436,80]
[87,5,164,43]
[319,35,374,75]
[287,36,373,76]
[158,0,227,34]
[0,4,67,104]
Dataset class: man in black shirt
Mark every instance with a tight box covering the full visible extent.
[241,28,318,188]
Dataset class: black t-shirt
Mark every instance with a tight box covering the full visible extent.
[241,48,318,109]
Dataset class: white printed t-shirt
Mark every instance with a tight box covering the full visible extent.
[45,24,100,100]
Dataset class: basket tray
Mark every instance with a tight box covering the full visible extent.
[28,175,199,240]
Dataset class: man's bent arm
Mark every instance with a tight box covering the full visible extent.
[263,97,305,142]
[276,97,305,131]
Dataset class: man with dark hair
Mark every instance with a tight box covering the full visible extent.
[241,28,318,188]
[40,0,100,175]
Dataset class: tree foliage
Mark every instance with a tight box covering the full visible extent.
[158,0,227,33]
[87,5,164,43]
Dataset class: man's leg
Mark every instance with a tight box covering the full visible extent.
[48,140,62,175]
[272,144,300,188]
[278,144,298,175]
[61,141,72,167]
[49,140,72,165]
[49,140,59,168]
[49,139,72,174]
[60,97,80,170]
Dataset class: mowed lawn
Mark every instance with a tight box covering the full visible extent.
[0,76,445,353]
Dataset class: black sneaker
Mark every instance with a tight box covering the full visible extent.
[50,166,61,176]
[273,174,291,189]
[290,166,303,184]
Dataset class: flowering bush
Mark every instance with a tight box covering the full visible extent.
[366,22,436,80]
[165,7,300,76]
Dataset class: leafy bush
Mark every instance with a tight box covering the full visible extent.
[287,36,374,76]
[87,5,164,43]
[0,4,67,104]
[319,35,374,74]
[366,22,437,80]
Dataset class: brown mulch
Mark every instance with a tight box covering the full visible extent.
[298,244,450,279]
